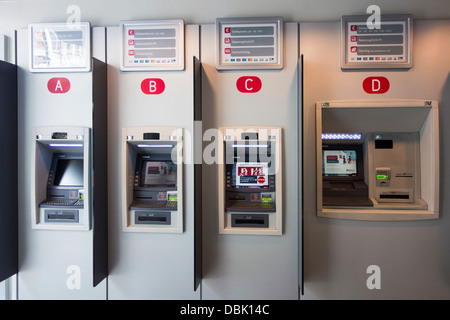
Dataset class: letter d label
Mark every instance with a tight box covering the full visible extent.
[363,76,390,94]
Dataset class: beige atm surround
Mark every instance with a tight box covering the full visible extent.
[316,99,439,221]
[122,126,183,233]
[218,126,283,235]
[32,126,91,231]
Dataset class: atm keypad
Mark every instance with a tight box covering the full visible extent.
[130,200,177,210]
[40,199,84,207]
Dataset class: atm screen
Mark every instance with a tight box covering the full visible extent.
[323,150,357,176]
[141,160,177,187]
[53,159,84,186]
[234,162,269,188]
[322,144,364,181]
[225,140,275,190]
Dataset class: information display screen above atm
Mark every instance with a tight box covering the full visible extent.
[52,157,83,186]
[323,150,357,176]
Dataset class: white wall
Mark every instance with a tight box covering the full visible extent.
[301,20,450,299]
[1,0,450,61]
[1,0,449,300]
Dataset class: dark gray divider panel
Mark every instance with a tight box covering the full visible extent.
[0,60,18,282]
[193,56,202,291]
[299,54,304,295]
[92,58,108,287]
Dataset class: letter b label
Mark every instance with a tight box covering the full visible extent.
[141,78,165,95]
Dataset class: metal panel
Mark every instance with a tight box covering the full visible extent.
[92,58,108,287]
[193,56,202,291]
[106,24,200,300]
[0,60,18,282]
[301,20,450,299]
[201,22,299,300]
[16,27,107,299]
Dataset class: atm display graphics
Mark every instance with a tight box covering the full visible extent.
[323,150,357,176]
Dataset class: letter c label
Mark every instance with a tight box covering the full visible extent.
[236,76,262,93]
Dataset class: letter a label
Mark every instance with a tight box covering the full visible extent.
[47,77,71,94]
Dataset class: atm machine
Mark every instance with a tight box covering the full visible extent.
[0,42,18,299]
[218,127,282,235]
[201,17,301,299]
[301,16,448,299]
[106,20,201,300]
[33,127,91,229]
[316,100,439,220]
[123,127,183,232]
[16,22,107,299]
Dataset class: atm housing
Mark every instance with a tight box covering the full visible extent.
[316,100,439,221]
[131,148,178,226]
[33,127,91,230]
[219,127,282,235]
[40,153,84,223]
[123,127,183,233]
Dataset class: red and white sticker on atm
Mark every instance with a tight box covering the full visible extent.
[47,77,70,94]
[236,162,268,187]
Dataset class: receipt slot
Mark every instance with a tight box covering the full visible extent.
[316,100,439,220]
[123,127,183,232]
[218,127,282,235]
[16,23,107,299]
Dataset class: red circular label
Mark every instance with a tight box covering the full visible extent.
[362,76,390,94]
[141,78,165,95]
[47,77,70,94]
[236,76,262,93]
[257,176,265,184]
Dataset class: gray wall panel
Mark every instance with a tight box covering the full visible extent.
[301,20,450,300]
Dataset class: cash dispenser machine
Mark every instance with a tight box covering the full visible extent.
[0,51,18,293]
[16,22,107,299]
[316,100,439,220]
[33,127,90,229]
[123,127,183,232]
[107,20,201,300]
[218,127,282,235]
[201,17,300,299]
